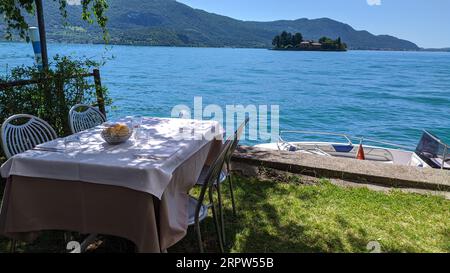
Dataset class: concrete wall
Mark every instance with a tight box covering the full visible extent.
[231,146,450,192]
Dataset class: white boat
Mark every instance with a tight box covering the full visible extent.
[254,130,449,170]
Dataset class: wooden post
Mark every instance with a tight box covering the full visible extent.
[93,69,106,117]
[55,75,69,135]
[35,0,48,70]
[39,79,53,123]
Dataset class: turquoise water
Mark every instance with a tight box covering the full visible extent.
[1,42,449,147]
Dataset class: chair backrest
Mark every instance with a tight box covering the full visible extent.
[1,114,57,158]
[196,139,233,214]
[69,104,106,134]
[225,117,249,165]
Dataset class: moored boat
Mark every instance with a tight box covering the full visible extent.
[254,130,449,169]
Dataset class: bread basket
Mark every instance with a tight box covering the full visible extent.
[101,123,133,145]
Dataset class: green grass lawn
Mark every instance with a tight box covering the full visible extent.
[0,176,449,253]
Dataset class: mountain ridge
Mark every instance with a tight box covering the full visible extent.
[1,0,420,50]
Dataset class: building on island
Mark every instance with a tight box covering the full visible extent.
[298,41,322,49]
[311,42,322,49]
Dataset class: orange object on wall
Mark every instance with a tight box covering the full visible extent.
[356,144,365,160]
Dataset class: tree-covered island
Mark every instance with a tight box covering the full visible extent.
[272,31,347,51]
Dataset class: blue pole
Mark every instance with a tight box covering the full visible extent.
[29,27,43,70]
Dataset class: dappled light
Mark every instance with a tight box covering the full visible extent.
[5,175,445,253]
[170,176,450,253]
[0,0,449,257]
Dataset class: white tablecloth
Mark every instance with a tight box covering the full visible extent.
[1,117,221,199]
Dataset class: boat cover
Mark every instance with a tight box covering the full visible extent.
[415,131,449,169]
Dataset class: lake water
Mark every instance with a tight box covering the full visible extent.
[1,42,449,147]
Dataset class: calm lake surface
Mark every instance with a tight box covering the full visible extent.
[1,42,449,147]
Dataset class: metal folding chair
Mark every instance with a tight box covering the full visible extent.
[188,139,232,252]
[195,117,249,246]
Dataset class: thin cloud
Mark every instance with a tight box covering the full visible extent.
[367,0,382,6]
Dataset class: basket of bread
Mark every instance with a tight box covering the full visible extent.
[101,123,133,145]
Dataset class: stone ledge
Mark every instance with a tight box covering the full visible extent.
[231,146,450,191]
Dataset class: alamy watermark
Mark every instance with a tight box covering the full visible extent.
[367,241,382,253]
[169,96,280,142]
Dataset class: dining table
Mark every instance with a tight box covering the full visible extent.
[0,117,223,252]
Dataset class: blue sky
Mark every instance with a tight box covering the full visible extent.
[177,0,450,48]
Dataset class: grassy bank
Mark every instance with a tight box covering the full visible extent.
[0,176,449,253]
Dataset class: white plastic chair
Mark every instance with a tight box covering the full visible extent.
[1,114,57,159]
[69,104,106,134]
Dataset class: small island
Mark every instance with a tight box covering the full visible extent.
[272,31,347,51]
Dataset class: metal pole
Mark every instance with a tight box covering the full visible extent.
[442,146,448,170]
[35,0,48,70]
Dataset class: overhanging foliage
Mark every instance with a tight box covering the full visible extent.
[0,0,109,42]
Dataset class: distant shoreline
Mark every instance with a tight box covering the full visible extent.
[1,40,450,52]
